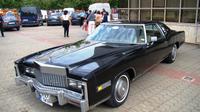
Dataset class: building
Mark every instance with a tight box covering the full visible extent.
[118,0,200,44]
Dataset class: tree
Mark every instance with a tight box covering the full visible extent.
[0,0,120,10]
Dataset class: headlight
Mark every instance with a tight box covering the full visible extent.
[68,79,82,90]
[25,67,35,74]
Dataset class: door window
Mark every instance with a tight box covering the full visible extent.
[158,23,170,35]
[145,24,165,42]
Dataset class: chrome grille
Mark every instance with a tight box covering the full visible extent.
[35,69,67,88]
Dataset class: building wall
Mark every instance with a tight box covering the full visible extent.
[118,0,200,44]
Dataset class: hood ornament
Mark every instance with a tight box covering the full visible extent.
[48,56,52,63]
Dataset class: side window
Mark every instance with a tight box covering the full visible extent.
[145,24,164,42]
[158,23,170,35]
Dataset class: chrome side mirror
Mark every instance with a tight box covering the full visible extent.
[151,36,158,42]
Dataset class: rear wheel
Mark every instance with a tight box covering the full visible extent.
[106,72,130,107]
[163,44,177,63]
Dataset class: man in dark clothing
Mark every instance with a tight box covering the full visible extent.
[102,11,109,23]
[0,15,5,37]
[79,10,86,27]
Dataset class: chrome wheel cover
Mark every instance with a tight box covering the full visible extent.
[171,45,177,61]
[114,74,129,103]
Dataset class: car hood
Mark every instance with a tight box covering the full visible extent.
[23,40,143,79]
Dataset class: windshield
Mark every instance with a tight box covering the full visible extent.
[20,7,37,16]
[51,13,61,17]
[86,24,146,44]
[3,12,16,21]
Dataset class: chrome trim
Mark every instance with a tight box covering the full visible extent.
[97,80,111,92]
[81,82,89,112]
[34,61,67,76]
[143,24,148,44]
[15,75,89,112]
[102,23,145,26]
[114,67,137,81]
[15,64,23,86]
[14,64,20,76]
[89,96,111,110]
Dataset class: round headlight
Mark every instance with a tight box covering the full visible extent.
[69,80,77,87]
[25,67,34,74]
[68,79,82,90]
[77,82,82,89]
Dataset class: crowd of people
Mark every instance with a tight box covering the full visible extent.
[60,9,109,37]
[85,9,109,35]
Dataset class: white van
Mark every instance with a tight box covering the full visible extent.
[89,3,111,21]
[89,3,111,14]
[63,8,75,16]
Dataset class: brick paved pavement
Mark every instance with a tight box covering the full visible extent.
[0,26,199,112]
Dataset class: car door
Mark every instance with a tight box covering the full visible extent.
[143,23,169,69]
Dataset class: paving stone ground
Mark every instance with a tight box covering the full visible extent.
[0,25,199,112]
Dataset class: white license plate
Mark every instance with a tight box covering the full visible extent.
[39,93,53,106]
[9,22,15,25]
[23,19,28,22]
[52,20,57,22]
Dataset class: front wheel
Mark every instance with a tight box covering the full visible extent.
[106,73,130,107]
[163,44,177,63]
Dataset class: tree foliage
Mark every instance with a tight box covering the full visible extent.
[0,0,119,10]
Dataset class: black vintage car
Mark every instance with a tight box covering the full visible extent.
[15,22,185,112]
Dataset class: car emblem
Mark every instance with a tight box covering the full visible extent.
[48,56,52,62]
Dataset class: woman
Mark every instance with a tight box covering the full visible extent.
[61,11,71,37]
[95,11,102,28]
[87,10,95,35]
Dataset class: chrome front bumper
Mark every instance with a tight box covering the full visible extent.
[15,76,89,112]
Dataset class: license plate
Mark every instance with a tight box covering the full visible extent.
[38,93,53,106]
[23,19,28,22]
[51,20,57,22]
[9,22,15,25]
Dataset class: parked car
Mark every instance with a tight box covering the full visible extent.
[71,12,81,25]
[0,9,21,31]
[20,6,43,26]
[14,22,185,112]
[47,13,62,26]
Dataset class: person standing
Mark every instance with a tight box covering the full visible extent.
[102,11,109,23]
[87,10,95,35]
[95,11,102,28]
[79,10,86,27]
[0,14,5,37]
[61,11,71,37]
